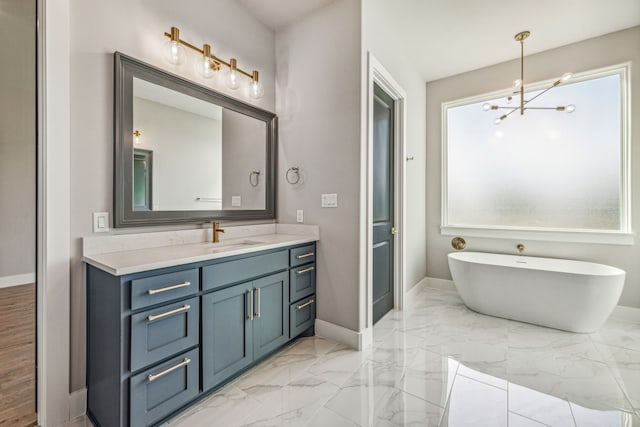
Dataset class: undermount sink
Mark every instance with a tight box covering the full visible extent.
[209,240,263,252]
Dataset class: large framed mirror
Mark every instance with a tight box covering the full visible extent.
[114,52,276,227]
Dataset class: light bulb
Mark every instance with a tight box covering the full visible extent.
[494,117,502,125]
[196,44,216,79]
[164,40,186,65]
[164,28,186,65]
[560,72,573,82]
[566,104,576,113]
[512,79,522,89]
[482,103,492,111]
[249,70,264,99]
[226,58,239,89]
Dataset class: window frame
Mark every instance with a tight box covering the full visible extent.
[440,63,632,245]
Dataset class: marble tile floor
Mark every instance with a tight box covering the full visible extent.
[67,282,640,426]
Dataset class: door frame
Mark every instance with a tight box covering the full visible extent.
[364,53,407,331]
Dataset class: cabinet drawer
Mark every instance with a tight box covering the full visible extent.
[131,269,198,310]
[290,244,316,267]
[130,348,199,427]
[131,297,199,371]
[202,250,288,291]
[290,295,316,339]
[289,263,316,302]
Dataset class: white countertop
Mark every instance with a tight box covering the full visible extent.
[82,224,318,276]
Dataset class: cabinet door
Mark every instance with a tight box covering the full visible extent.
[202,282,253,391]
[253,272,289,360]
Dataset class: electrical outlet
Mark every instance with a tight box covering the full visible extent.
[296,209,304,223]
[93,212,110,233]
[321,193,338,208]
[231,196,241,207]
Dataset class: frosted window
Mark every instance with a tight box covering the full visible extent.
[446,73,622,231]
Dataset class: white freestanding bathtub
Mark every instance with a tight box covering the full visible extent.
[447,252,625,333]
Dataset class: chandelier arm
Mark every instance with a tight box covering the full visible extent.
[521,81,561,109]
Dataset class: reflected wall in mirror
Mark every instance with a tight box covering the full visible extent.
[115,52,276,227]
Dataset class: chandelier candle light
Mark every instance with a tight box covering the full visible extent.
[163,26,264,99]
[484,31,575,125]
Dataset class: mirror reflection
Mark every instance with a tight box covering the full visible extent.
[132,78,266,211]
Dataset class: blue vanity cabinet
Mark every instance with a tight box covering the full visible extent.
[252,272,290,360]
[202,271,289,390]
[87,242,317,427]
[201,282,254,390]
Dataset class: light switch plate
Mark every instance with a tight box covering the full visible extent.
[321,193,338,208]
[93,212,110,233]
[296,209,304,223]
[231,196,241,207]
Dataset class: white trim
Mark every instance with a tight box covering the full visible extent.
[364,52,407,331]
[441,63,632,242]
[69,388,87,420]
[425,277,455,290]
[39,0,72,424]
[0,273,36,289]
[315,319,371,350]
[441,226,634,246]
[611,305,640,324]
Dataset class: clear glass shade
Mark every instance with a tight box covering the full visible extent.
[163,40,186,65]
[196,56,216,79]
[249,80,264,99]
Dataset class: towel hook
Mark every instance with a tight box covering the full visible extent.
[286,166,300,184]
[249,170,261,187]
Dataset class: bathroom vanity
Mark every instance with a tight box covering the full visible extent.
[84,228,318,427]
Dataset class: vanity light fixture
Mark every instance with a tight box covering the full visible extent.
[133,130,141,145]
[163,26,264,99]
[484,31,575,125]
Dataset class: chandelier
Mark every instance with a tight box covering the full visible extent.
[484,31,576,125]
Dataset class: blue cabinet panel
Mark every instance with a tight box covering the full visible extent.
[290,263,316,302]
[131,269,198,310]
[253,272,289,360]
[131,297,199,372]
[202,282,253,390]
[290,244,316,267]
[130,348,199,427]
[202,250,288,291]
[290,295,316,339]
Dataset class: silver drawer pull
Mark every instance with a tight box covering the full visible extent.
[147,358,191,382]
[296,299,315,310]
[147,281,191,295]
[147,304,191,322]
[296,252,315,259]
[297,266,315,275]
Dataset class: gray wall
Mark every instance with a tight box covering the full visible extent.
[69,0,276,391]
[362,0,428,295]
[276,0,363,332]
[426,27,640,309]
[0,0,36,281]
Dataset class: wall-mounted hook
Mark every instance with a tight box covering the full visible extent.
[249,170,261,187]
[406,156,414,161]
[286,166,300,184]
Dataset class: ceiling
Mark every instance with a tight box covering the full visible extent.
[238,0,640,81]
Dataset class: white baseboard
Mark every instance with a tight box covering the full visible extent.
[0,273,35,289]
[315,319,371,350]
[69,388,86,420]
[611,305,640,323]
[425,277,455,289]
[407,277,428,293]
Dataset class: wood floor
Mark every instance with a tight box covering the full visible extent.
[0,284,37,426]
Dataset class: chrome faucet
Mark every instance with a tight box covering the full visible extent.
[212,221,225,243]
